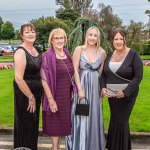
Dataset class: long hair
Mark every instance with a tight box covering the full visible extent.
[84,26,101,50]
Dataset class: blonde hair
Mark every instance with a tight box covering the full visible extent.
[48,28,67,47]
[84,26,101,49]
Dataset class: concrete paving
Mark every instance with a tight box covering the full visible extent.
[0,127,150,150]
[0,134,150,150]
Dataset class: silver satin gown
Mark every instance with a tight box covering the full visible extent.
[66,52,105,150]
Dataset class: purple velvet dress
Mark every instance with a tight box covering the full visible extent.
[42,57,74,136]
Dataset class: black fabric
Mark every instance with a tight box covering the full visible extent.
[101,49,143,150]
[13,47,42,150]
[75,98,89,116]
[75,103,89,116]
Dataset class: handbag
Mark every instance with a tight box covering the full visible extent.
[75,98,89,116]
[59,58,78,93]
[106,83,128,97]
[106,69,131,97]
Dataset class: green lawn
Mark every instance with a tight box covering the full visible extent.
[140,55,150,60]
[0,67,150,132]
[0,54,150,63]
[0,55,13,63]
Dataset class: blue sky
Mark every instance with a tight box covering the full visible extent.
[0,0,149,29]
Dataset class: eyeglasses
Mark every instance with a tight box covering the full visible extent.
[53,37,64,40]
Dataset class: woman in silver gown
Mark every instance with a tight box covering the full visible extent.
[66,26,106,150]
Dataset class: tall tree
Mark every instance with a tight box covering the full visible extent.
[126,20,145,53]
[67,18,112,54]
[1,21,15,43]
[83,3,123,41]
[55,0,72,9]
[55,0,93,15]
[56,8,80,22]
[0,16,4,40]
[145,10,150,39]
[31,16,70,51]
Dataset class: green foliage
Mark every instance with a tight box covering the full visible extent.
[126,20,145,46]
[56,8,80,22]
[55,0,72,9]
[67,17,112,53]
[55,0,93,15]
[0,16,4,39]
[143,40,150,55]
[128,40,150,55]
[31,16,70,51]
[83,3,123,42]
[97,3,123,41]
[1,21,15,41]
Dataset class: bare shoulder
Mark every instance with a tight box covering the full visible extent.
[14,48,26,61]
[14,48,25,56]
[73,45,83,55]
[99,47,107,59]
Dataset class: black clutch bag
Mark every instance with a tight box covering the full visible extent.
[75,98,89,116]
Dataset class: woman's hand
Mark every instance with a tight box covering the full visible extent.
[101,88,113,98]
[115,90,125,99]
[27,95,36,113]
[49,100,58,113]
[78,89,85,100]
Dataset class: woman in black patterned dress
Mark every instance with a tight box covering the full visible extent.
[13,24,42,150]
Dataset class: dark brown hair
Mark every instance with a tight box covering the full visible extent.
[19,23,36,40]
[112,28,126,47]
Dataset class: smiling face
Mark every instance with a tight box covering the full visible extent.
[48,28,67,51]
[87,28,98,46]
[84,27,100,49]
[21,26,36,43]
[51,32,65,50]
[113,32,126,51]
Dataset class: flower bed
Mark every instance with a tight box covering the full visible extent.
[0,64,13,70]
[143,62,150,66]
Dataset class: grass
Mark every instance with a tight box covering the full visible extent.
[0,54,150,63]
[0,67,150,132]
[0,69,42,127]
[140,55,150,60]
[0,55,13,62]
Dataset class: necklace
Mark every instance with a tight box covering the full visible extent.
[23,46,38,57]
[114,52,126,57]
[28,49,38,57]
[55,51,65,58]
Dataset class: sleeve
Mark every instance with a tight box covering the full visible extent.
[40,54,49,83]
[123,51,143,97]
[100,70,106,89]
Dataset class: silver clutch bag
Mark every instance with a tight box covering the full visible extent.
[106,83,128,97]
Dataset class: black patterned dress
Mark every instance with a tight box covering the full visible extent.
[13,47,42,150]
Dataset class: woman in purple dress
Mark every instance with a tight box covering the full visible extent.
[40,28,74,150]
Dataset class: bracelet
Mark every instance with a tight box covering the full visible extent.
[28,95,34,101]
[78,88,82,93]
[49,101,55,106]
[48,97,53,99]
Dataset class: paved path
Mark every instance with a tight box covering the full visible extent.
[0,134,150,150]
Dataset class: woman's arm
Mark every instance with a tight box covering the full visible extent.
[123,51,143,97]
[73,46,85,99]
[14,49,36,113]
[98,48,107,74]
